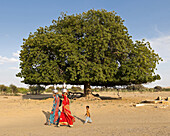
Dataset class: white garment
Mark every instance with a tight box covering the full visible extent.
[62,88,67,93]
[53,89,58,93]
[85,117,92,123]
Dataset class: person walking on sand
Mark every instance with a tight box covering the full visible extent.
[44,89,61,125]
[58,86,75,127]
[84,106,92,124]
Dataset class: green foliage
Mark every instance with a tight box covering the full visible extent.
[0,84,28,95]
[45,86,54,92]
[154,86,162,91]
[29,85,45,94]
[163,88,170,91]
[126,84,146,91]
[71,86,82,92]
[45,86,62,92]
[56,87,62,92]
[0,85,8,93]
[9,84,18,94]
[93,87,101,92]
[17,9,162,92]
[18,87,29,94]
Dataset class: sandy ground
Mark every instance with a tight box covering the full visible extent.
[0,91,170,136]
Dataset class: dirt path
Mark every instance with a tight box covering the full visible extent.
[0,92,170,136]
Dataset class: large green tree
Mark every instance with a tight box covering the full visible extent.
[17,9,162,96]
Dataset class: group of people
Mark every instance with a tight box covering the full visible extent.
[45,83,92,127]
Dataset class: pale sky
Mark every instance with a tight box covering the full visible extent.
[0,0,170,88]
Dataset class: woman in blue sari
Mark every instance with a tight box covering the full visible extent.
[45,89,61,125]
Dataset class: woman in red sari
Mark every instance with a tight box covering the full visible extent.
[59,89,75,127]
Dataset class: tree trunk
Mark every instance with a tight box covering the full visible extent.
[84,82,91,96]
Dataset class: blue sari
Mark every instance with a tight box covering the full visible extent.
[49,94,61,125]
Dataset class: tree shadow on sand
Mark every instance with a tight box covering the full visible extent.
[99,96,122,100]
[22,92,122,101]
[22,94,53,100]
[69,92,122,100]
[92,92,122,100]
[73,115,85,123]
[42,110,50,123]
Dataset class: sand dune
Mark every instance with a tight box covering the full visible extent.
[0,92,170,136]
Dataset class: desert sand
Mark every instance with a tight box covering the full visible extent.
[0,91,170,136]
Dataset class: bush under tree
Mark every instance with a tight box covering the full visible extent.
[0,85,8,94]
[9,84,18,94]
[126,84,146,91]
[71,86,82,92]
[29,85,45,95]
[154,86,162,91]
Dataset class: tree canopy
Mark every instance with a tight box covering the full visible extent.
[17,9,162,94]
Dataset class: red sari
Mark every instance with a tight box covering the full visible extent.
[59,94,75,126]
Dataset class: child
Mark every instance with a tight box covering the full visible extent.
[84,106,92,123]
